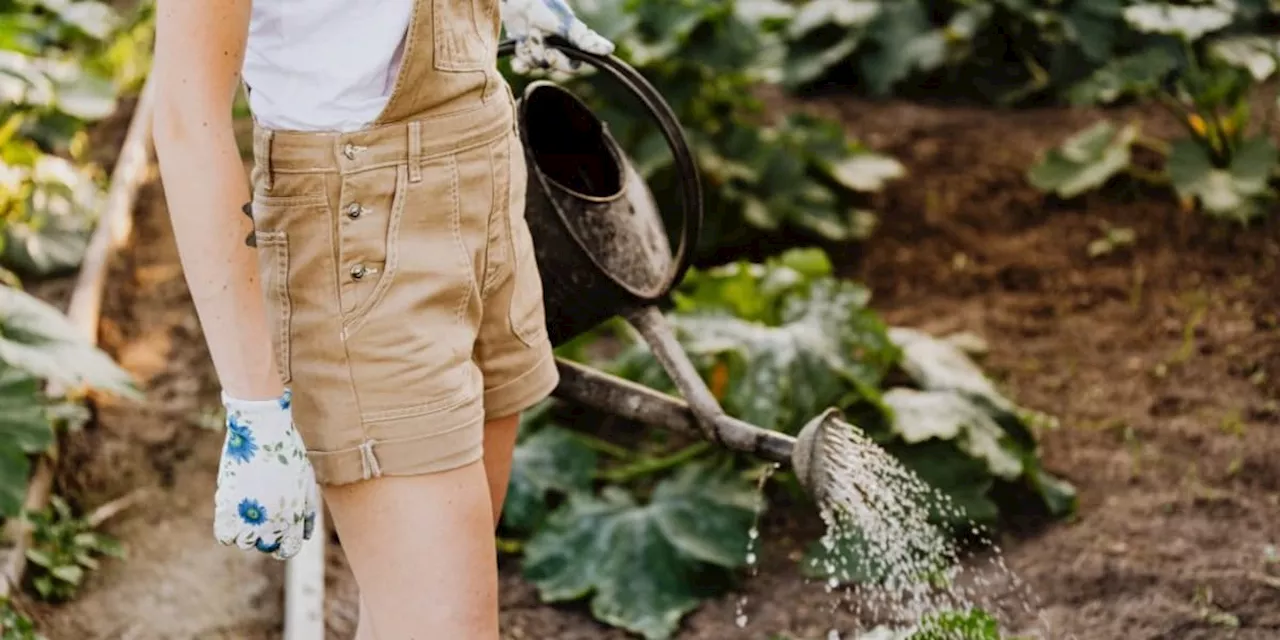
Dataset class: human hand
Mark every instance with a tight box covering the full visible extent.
[214,389,318,560]
[500,0,614,74]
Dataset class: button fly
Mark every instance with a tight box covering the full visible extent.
[350,264,368,280]
[346,202,363,219]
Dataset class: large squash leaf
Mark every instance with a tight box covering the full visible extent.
[0,362,54,517]
[522,461,760,640]
[0,285,139,399]
[1027,121,1137,199]
[1,153,100,277]
[887,327,1076,518]
[1166,134,1278,222]
[618,249,899,434]
[882,388,1023,481]
[502,424,598,535]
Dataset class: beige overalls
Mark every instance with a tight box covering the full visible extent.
[247,0,558,486]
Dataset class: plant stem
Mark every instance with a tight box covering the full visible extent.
[1126,165,1169,186]
[598,442,712,483]
[1133,135,1171,156]
[569,431,635,460]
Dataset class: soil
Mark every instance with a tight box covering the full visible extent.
[17,93,1280,640]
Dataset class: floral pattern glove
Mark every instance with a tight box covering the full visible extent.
[500,0,614,74]
[214,389,318,561]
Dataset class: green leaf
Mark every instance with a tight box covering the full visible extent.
[1067,47,1178,105]
[1167,135,1278,221]
[824,151,906,192]
[887,327,1016,415]
[522,462,760,639]
[1123,2,1234,41]
[909,607,1002,639]
[503,425,598,534]
[1028,121,1136,198]
[49,563,83,585]
[0,362,54,454]
[671,278,896,433]
[882,388,1023,480]
[33,0,122,40]
[1210,36,1280,81]
[858,1,941,95]
[0,286,140,398]
[0,445,31,518]
[2,154,100,277]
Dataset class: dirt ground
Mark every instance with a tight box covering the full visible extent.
[18,94,1280,639]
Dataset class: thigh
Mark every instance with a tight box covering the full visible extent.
[324,461,499,639]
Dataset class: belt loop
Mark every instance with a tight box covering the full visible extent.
[407,121,422,183]
[254,129,275,191]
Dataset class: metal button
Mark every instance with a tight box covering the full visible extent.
[350,264,367,280]
[343,143,357,160]
[346,202,363,219]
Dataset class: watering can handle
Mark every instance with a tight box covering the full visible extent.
[497,36,703,295]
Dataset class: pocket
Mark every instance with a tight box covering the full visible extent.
[506,140,547,347]
[432,0,496,72]
[337,165,408,330]
[253,231,293,384]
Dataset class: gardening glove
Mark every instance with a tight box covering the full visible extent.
[500,0,614,74]
[213,389,318,561]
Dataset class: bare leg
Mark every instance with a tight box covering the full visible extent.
[327,460,499,640]
[350,413,522,639]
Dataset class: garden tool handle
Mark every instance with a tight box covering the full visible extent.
[623,305,729,444]
[497,36,704,296]
[553,357,796,465]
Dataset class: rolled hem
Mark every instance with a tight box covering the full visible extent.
[308,394,485,486]
[483,349,559,420]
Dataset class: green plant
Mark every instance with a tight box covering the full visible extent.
[503,0,904,258]
[777,0,1280,111]
[777,0,1125,104]
[0,286,138,517]
[0,596,44,640]
[0,0,147,522]
[1,0,153,278]
[501,248,1073,638]
[1031,1,1280,220]
[22,495,124,602]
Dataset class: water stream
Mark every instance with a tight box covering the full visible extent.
[743,420,1045,638]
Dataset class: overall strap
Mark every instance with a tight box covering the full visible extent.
[373,0,504,126]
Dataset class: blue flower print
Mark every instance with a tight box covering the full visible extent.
[225,417,258,463]
[278,389,292,411]
[255,537,281,554]
[238,498,268,525]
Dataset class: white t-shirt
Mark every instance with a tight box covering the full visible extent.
[242,0,414,132]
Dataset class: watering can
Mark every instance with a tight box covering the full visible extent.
[499,37,847,502]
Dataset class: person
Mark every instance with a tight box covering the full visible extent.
[150,0,613,637]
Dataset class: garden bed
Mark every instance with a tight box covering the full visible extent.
[22,93,1278,639]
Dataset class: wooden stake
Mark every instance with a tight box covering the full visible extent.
[283,509,326,640]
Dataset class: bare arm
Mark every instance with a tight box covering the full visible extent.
[152,0,282,401]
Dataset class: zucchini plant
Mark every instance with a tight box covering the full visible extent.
[1031,0,1280,221]
[501,248,1074,639]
